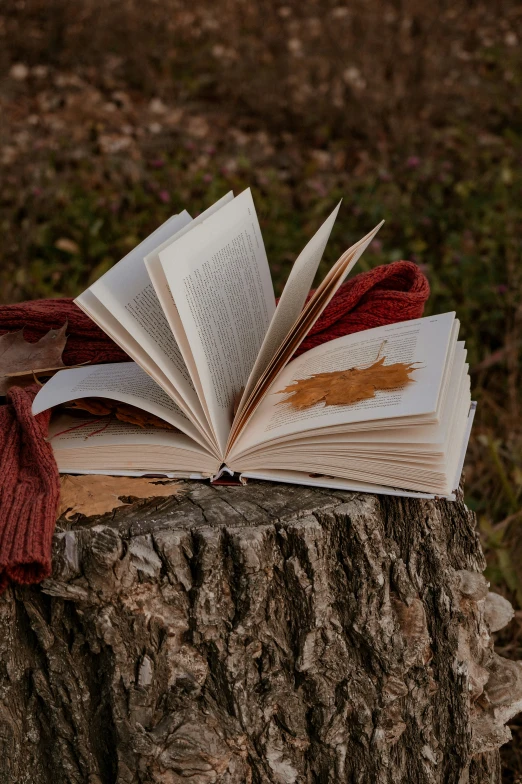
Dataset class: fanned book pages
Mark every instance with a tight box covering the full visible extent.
[33,189,476,500]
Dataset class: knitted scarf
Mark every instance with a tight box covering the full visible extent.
[0,260,429,592]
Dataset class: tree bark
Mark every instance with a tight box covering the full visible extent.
[0,480,520,784]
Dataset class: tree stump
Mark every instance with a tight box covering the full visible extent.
[1,480,521,783]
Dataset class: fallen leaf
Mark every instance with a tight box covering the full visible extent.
[277,356,418,410]
[2,371,44,392]
[114,403,179,430]
[55,237,80,254]
[66,398,113,416]
[58,474,182,519]
[65,398,179,430]
[0,324,68,395]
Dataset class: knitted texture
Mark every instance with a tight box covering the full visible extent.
[296,260,430,356]
[0,298,128,365]
[0,261,429,592]
[0,385,60,593]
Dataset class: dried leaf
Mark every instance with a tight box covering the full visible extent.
[58,474,182,519]
[114,402,179,430]
[66,398,114,416]
[2,371,45,392]
[0,325,68,395]
[65,398,179,431]
[55,237,80,254]
[278,356,418,410]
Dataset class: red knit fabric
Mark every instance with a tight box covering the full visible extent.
[0,261,429,592]
[0,385,60,593]
[295,260,429,357]
[0,298,127,365]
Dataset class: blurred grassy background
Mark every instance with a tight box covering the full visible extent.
[1,0,522,775]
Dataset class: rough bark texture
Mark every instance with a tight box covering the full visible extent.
[0,480,520,784]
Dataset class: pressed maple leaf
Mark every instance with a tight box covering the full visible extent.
[277,356,418,410]
[0,324,68,395]
[58,475,182,519]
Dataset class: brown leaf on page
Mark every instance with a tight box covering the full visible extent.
[0,324,68,395]
[277,357,418,410]
[58,474,182,519]
[65,397,179,431]
[66,398,114,417]
[114,402,179,430]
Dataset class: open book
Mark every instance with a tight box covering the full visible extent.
[33,189,475,500]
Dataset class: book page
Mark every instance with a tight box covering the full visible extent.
[32,362,216,454]
[239,201,341,407]
[79,212,205,411]
[227,313,456,459]
[49,414,210,454]
[74,291,213,445]
[233,376,471,495]
[49,415,219,476]
[145,191,234,430]
[237,344,467,454]
[228,221,384,446]
[159,188,276,454]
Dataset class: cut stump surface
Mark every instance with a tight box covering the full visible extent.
[0,480,520,783]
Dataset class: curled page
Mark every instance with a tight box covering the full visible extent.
[239,201,341,407]
[32,362,215,453]
[145,191,234,443]
[227,221,384,450]
[75,212,213,438]
[159,188,276,454]
[81,214,199,391]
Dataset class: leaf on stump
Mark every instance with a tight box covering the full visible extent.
[0,324,68,395]
[58,474,182,519]
[277,356,418,410]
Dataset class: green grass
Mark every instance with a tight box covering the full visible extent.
[3,132,521,550]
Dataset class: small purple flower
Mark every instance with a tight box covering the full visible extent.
[31,187,42,197]
[497,283,508,295]
[150,158,165,169]
[158,190,170,203]
[370,239,383,253]
[203,173,213,183]
[406,155,420,169]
